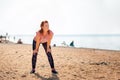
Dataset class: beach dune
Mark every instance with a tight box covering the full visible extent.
[0,44,120,80]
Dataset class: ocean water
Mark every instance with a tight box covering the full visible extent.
[8,34,120,51]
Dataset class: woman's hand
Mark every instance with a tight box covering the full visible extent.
[47,48,51,53]
[33,49,38,53]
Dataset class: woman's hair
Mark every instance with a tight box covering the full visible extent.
[39,20,50,34]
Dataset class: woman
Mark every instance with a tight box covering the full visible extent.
[30,20,58,74]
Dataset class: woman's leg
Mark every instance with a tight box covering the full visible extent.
[31,40,38,73]
[42,42,54,69]
[32,53,37,70]
[42,42,58,74]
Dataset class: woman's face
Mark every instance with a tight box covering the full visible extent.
[42,23,49,32]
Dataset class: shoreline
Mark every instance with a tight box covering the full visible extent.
[1,42,120,52]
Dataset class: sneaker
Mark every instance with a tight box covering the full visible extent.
[52,70,58,74]
[30,69,35,74]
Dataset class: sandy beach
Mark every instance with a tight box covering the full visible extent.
[0,43,120,80]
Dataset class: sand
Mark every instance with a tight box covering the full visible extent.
[0,43,120,80]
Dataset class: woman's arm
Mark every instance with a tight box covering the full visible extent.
[47,39,51,49]
[35,32,41,52]
[47,31,53,52]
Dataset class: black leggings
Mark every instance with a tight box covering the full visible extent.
[32,40,54,69]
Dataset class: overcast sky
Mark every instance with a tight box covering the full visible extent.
[0,0,120,35]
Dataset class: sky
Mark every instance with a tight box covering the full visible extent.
[0,0,120,35]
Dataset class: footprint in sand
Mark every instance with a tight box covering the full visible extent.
[21,74,27,78]
[12,77,16,79]
[18,55,23,58]
[6,71,10,74]
[41,65,45,68]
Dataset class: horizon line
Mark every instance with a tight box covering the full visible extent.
[1,34,120,36]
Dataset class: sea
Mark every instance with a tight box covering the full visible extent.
[8,34,120,51]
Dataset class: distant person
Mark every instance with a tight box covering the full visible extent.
[70,41,74,47]
[17,39,23,44]
[13,36,15,41]
[61,41,68,46]
[53,44,56,47]
[8,36,10,40]
[0,36,2,43]
[30,20,58,74]
[5,33,8,41]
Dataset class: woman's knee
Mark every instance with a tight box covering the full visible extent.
[32,40,36,50]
